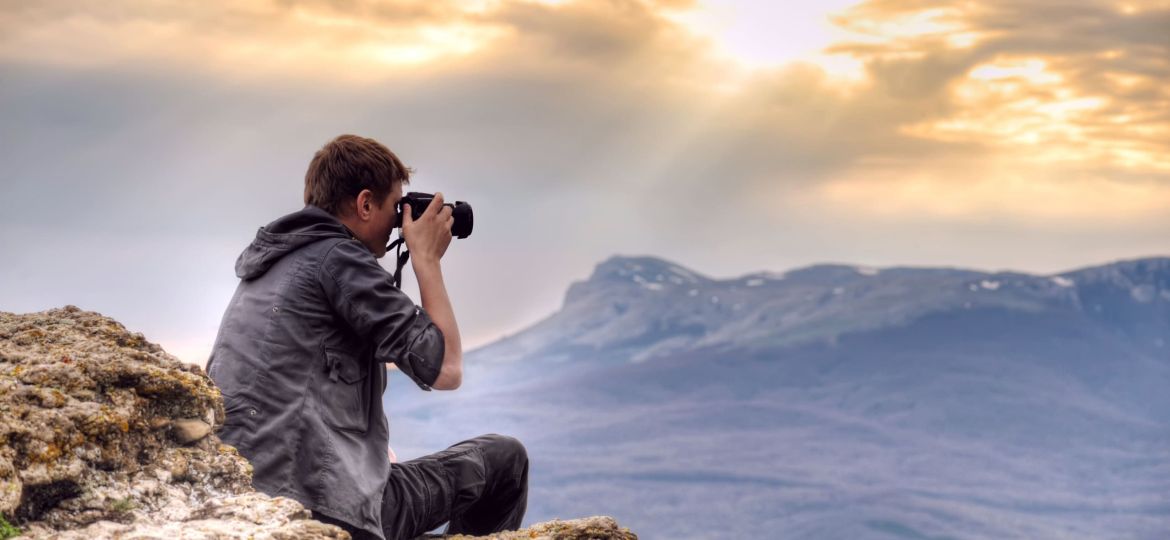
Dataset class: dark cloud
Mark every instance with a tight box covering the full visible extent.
[488,0,699,65]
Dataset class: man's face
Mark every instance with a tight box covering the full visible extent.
[370,181,404,259]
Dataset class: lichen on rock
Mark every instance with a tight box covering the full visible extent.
[428,516,638,540]
[0,306,636,540]
[0,306,346,539]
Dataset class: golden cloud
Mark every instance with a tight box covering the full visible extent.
[0,0,512,79]
[852,3,1165,166]
[815,160,1170,223]
[1,0,1166,225]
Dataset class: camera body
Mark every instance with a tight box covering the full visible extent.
[394,192,474,239]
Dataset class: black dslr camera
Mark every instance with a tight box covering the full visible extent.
[393,192,474,239]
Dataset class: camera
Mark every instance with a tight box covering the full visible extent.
[393,192,474,239]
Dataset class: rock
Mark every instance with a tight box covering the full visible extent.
[0,306,347,539]
[425,516,638,539]
[171,419,212,445]
[21,492,350,539]
[0,306,637,540]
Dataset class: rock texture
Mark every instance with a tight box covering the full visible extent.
[0,305,347,539]
[429,516,636,540]
[0,306,636,540]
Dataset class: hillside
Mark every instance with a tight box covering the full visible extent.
[386,256,1170,539]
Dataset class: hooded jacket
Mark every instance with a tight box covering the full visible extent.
[207,205,444,539]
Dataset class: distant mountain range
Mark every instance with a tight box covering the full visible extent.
[476,255,1169,366]
[386,256,1170,540]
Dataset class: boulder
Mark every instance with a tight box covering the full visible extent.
[428,516,637,539]
[0,306,347,539]
[0,306,635,540]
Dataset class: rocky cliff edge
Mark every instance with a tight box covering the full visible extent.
[0,306,635,540]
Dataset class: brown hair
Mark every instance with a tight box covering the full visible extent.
[304,134,412,216]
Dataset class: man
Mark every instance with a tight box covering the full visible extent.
[206,134,528,540]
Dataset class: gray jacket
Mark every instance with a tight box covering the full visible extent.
[207,205,444,539]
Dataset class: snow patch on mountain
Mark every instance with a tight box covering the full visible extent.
[632,274,664,291]
[1131,285,1157,303]
[667,265,701,283]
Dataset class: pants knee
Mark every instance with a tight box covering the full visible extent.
[478,432,523,453]
[479,434,527,471]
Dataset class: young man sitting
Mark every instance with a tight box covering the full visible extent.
[207,134,529,540]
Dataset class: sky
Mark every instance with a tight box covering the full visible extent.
[1,0,1168,367]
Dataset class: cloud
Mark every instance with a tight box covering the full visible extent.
[816,160,1170,224]
[1,0,1168,363]
[0,0,509,78]
[829,0,1170,171]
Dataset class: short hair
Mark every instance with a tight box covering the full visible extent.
[304,134,412,216]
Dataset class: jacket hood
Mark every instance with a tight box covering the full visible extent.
[235,205,357,280]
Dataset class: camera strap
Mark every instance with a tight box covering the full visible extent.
[387,234,410,289]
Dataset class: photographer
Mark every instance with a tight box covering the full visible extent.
[206,134,528,540]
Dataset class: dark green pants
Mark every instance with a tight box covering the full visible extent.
[314,433,529,540]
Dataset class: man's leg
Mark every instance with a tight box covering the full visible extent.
[443,434,529,535]
[381,433,529,540]
[310,510,382,540]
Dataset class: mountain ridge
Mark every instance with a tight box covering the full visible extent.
[574,253,1170,294]
[471,255,1170,367]
[388,255,1170,539]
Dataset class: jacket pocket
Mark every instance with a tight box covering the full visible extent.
[318,348,371,433]
[218,393,260,450]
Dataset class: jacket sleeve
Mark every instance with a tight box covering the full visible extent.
[319,240,444,391]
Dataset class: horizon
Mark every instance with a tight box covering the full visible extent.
[588,252,1170,281]
[4,250,1166,367]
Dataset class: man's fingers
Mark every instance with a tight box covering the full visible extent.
[426,192,445,217]
[402,203,412,225]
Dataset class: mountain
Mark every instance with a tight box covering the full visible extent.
[475,255,1168,367]
[385,256,1170,540]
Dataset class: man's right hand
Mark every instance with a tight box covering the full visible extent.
[402,192,454,264]
[400,192,463,390]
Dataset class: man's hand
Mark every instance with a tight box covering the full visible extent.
[401,191,463,390]
[402,192,454,265]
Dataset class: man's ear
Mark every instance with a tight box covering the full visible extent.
[357,189,373,220]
